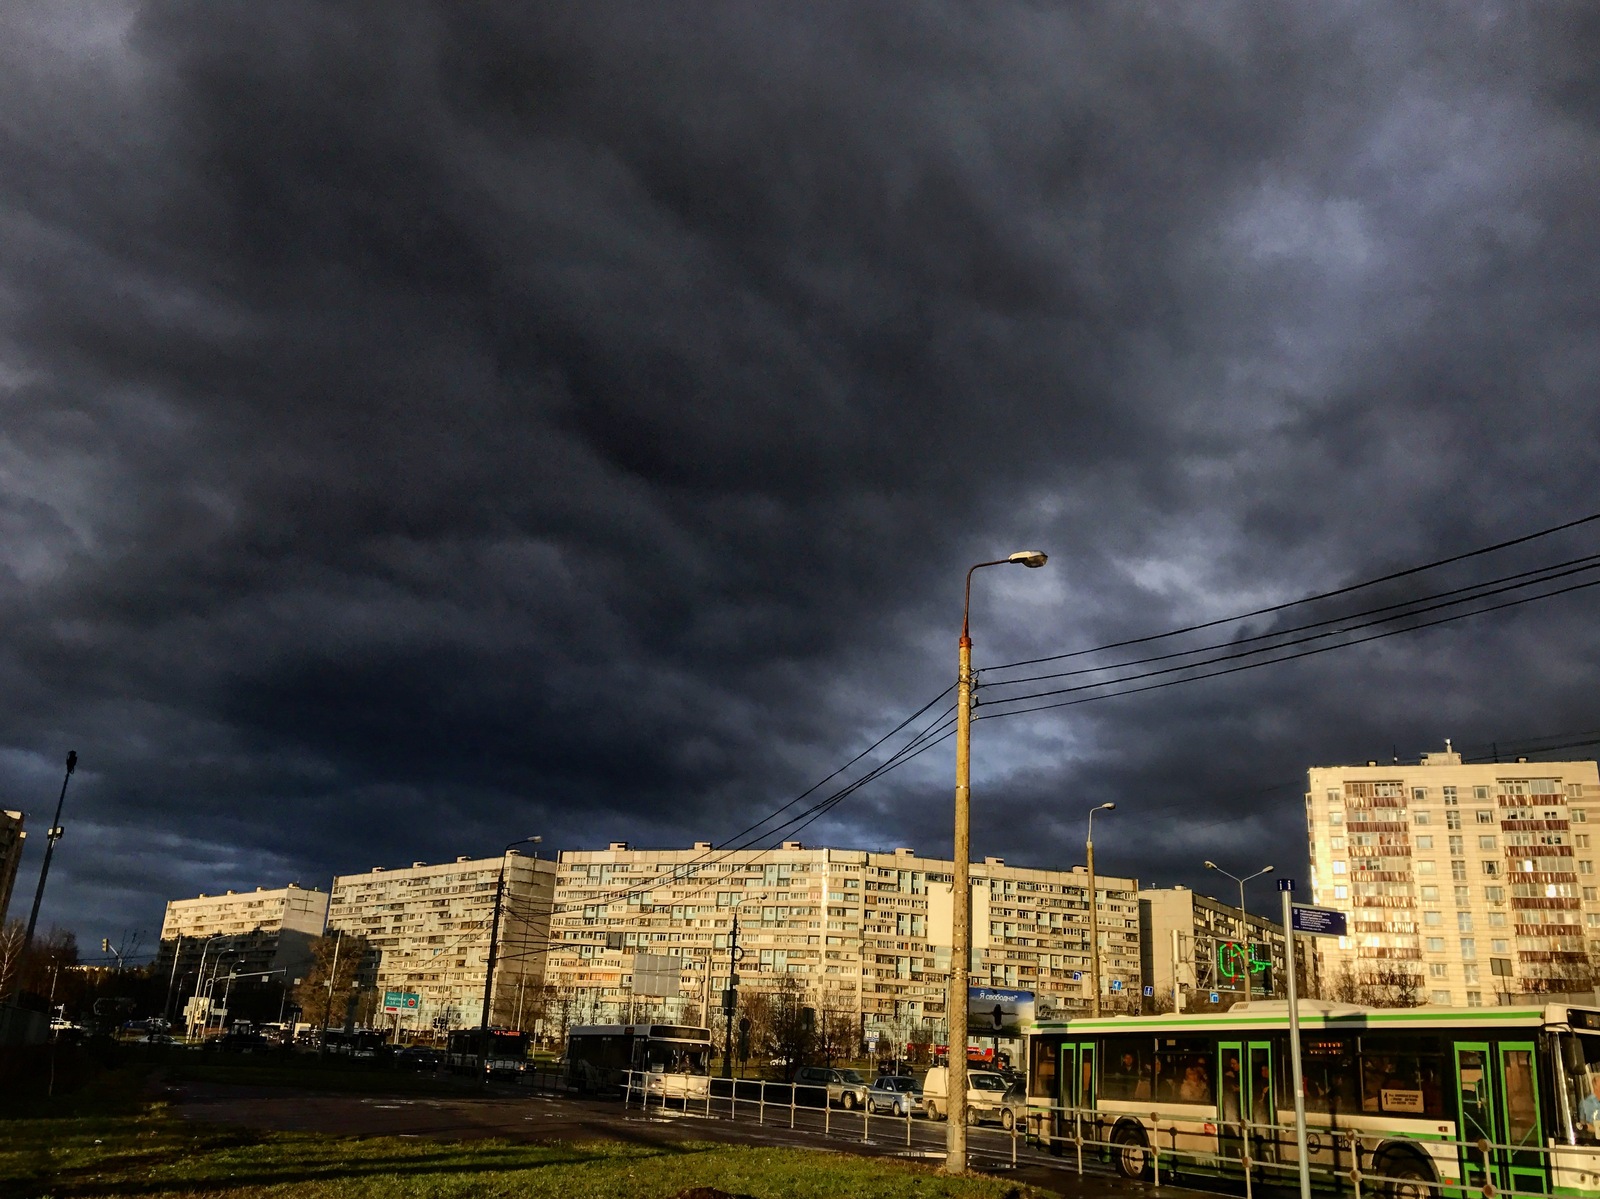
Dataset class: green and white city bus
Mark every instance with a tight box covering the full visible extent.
[1026,999,1600,1198]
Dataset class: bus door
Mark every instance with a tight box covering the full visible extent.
[1455,1044,1497,1193]
[1495,1042,1546,1197]
[1218,1041,1244,1159]
[1245,1040,1275,1163]
[1058,1042,1098,1147]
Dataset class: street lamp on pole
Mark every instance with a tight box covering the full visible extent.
[22,751,77,956]
[1204,861,1274,997]
[1087,803,1116,1017]
[481,836,542,1038]
[945,549,1047,1175]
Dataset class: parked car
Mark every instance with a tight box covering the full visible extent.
[793,1065,870,1110]
[866,1075,924,1117]
[999,1080,1030,1131]
[215,1031,270,1054]
[921,1066,1010,1124]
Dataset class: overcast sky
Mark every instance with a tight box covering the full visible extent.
[5,2,1600,960]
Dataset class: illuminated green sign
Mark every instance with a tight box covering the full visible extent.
[1217,941,1271,989]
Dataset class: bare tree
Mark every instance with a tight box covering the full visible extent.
[0,919,24,997]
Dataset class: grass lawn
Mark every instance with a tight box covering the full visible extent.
[1,1105,1047,1199]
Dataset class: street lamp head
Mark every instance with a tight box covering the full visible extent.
[1098,802,1116,812]
[1007,551,1048,568]
[1203,861,1218,870]
[1261,865,1275,875]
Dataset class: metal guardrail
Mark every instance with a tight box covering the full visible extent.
[618,1070,1030,1163]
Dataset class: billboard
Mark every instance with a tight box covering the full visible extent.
[383,991,420,1014]
[631,953,683,998]
[967,986,1034,1036]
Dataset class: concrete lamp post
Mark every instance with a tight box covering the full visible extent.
[1087,803,1116,1017]
[945,550,1047,1175]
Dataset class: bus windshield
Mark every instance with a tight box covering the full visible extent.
[1556,1031,1600,1142]
[643,1043,708,1074]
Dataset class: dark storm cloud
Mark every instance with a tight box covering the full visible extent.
[3,1,1600,947]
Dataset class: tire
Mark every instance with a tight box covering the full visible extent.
[1378,1151,1437,1199]
[925,1101,941,1121]
[1112,1123,1152,1180]
[1001,1108,1015,1131]
[842,1092,858,1111]
[965,1105,981,1126]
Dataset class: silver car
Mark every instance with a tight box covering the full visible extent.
[866,1075,924,1117]
[794,1065,870,1109]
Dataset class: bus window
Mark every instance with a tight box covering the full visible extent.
[1101,1037,1151,1100]
[1029,1036,1060,1099]
[1156,1038,1214,1105]
[1299,1036,1354,1115]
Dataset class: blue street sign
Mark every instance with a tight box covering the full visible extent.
[1143,985,1154,997]
[1291,904,1349,937]
[1277,877,1295,892]
[1110,979,1123,992]
[1070,971,1082,981]
[1209,991,1220,1004]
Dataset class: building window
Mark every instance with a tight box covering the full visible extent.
[1492,939,1510,953]
[1488,911,1507,927]
[1332,861,1347,874]
[1426,937,1445,952]
[1414,811,1431,826]
[1578,835,1592,849]
[1415,835,1433,850]
[1474,787,1490,800]
[1458,912,1473,931]
[1329,811,1343,826]
[1476,811,1494,825]
[1331,837,1346,849]
[1574,808,1588,824]
[1485,887,1505,903]
[1429,963,1447,978]
[1333,886,1348,899]
[1420,885,1440,901]
[1479,835,1498,851]
[1482,861,1501,877]
[1569,784,1584,799]
[1585,887,1598,902]
[1443,786,1458,806]
[1412,788,1427,801]
[1449,836,1465,855]
[1582,862,1596,876]
[1424,911,1443,927]
[1452,861,1468,881]
[1417,860,1436,876]
[1467,991,1483,1007]
[1431,990,1452,1004]
[1461,937,1477,958]
[1454,886,1470,906]
[1447,811,1462,830]
[1463,963,1480,984]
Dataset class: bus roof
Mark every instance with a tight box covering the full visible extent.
[1027,999,1599,1036]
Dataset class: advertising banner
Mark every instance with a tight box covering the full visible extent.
[967,986,1034,1036]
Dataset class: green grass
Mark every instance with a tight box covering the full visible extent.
[1,1108,1046,1199]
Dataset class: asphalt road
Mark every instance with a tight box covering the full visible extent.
[170,1079,1224,1199]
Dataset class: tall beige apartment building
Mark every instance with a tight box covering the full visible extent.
[1139,886,1287,1010]
[0,810,23,922]
[546,841,1141,1043]
[326,851,556,1031]
[1307,744,1600,1006]
[156,883,330,983]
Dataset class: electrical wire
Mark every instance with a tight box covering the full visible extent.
[987,509,1600,673]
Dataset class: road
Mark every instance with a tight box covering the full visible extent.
[171,1078,1223,1199]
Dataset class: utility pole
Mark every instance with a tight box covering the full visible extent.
[721,913,742,1078]
[23,751,77,954]
[319,930,344,1057]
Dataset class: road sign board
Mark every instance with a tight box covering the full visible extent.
[1209,991,1220,1004]
[1143,985,1154,997]
[1070,971,1082,981]
[383,990,420,1014]
[1290,904,1348,937]
[1109,979,1122,992]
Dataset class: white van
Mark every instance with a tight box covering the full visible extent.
[921,1066,1010,1123]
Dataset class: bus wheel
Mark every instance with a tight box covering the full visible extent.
[1376,1150,1436,1199]
[1111,1123,1151,1180]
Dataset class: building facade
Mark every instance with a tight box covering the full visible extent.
[1139,886,1287,1011]
[1306,744,1600,1006]
[326,851,556,1032]
[157,883,329,990]
[0,810,23,923]
[545,841,1141,1045]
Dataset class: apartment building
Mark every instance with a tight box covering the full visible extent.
[1307,743,1600,1006]
[326,851,556,1031]
[546,841,1141,1042]
[1139,886,1287,1010]
[0,810,23,922]
[156,883,329,984]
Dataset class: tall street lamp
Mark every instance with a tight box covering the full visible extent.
[1086,802,1116,1017]
[22,751,77,955]
[481,836,542,1037]
[946,549,1047,1175]
[1204,861,1274,997]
